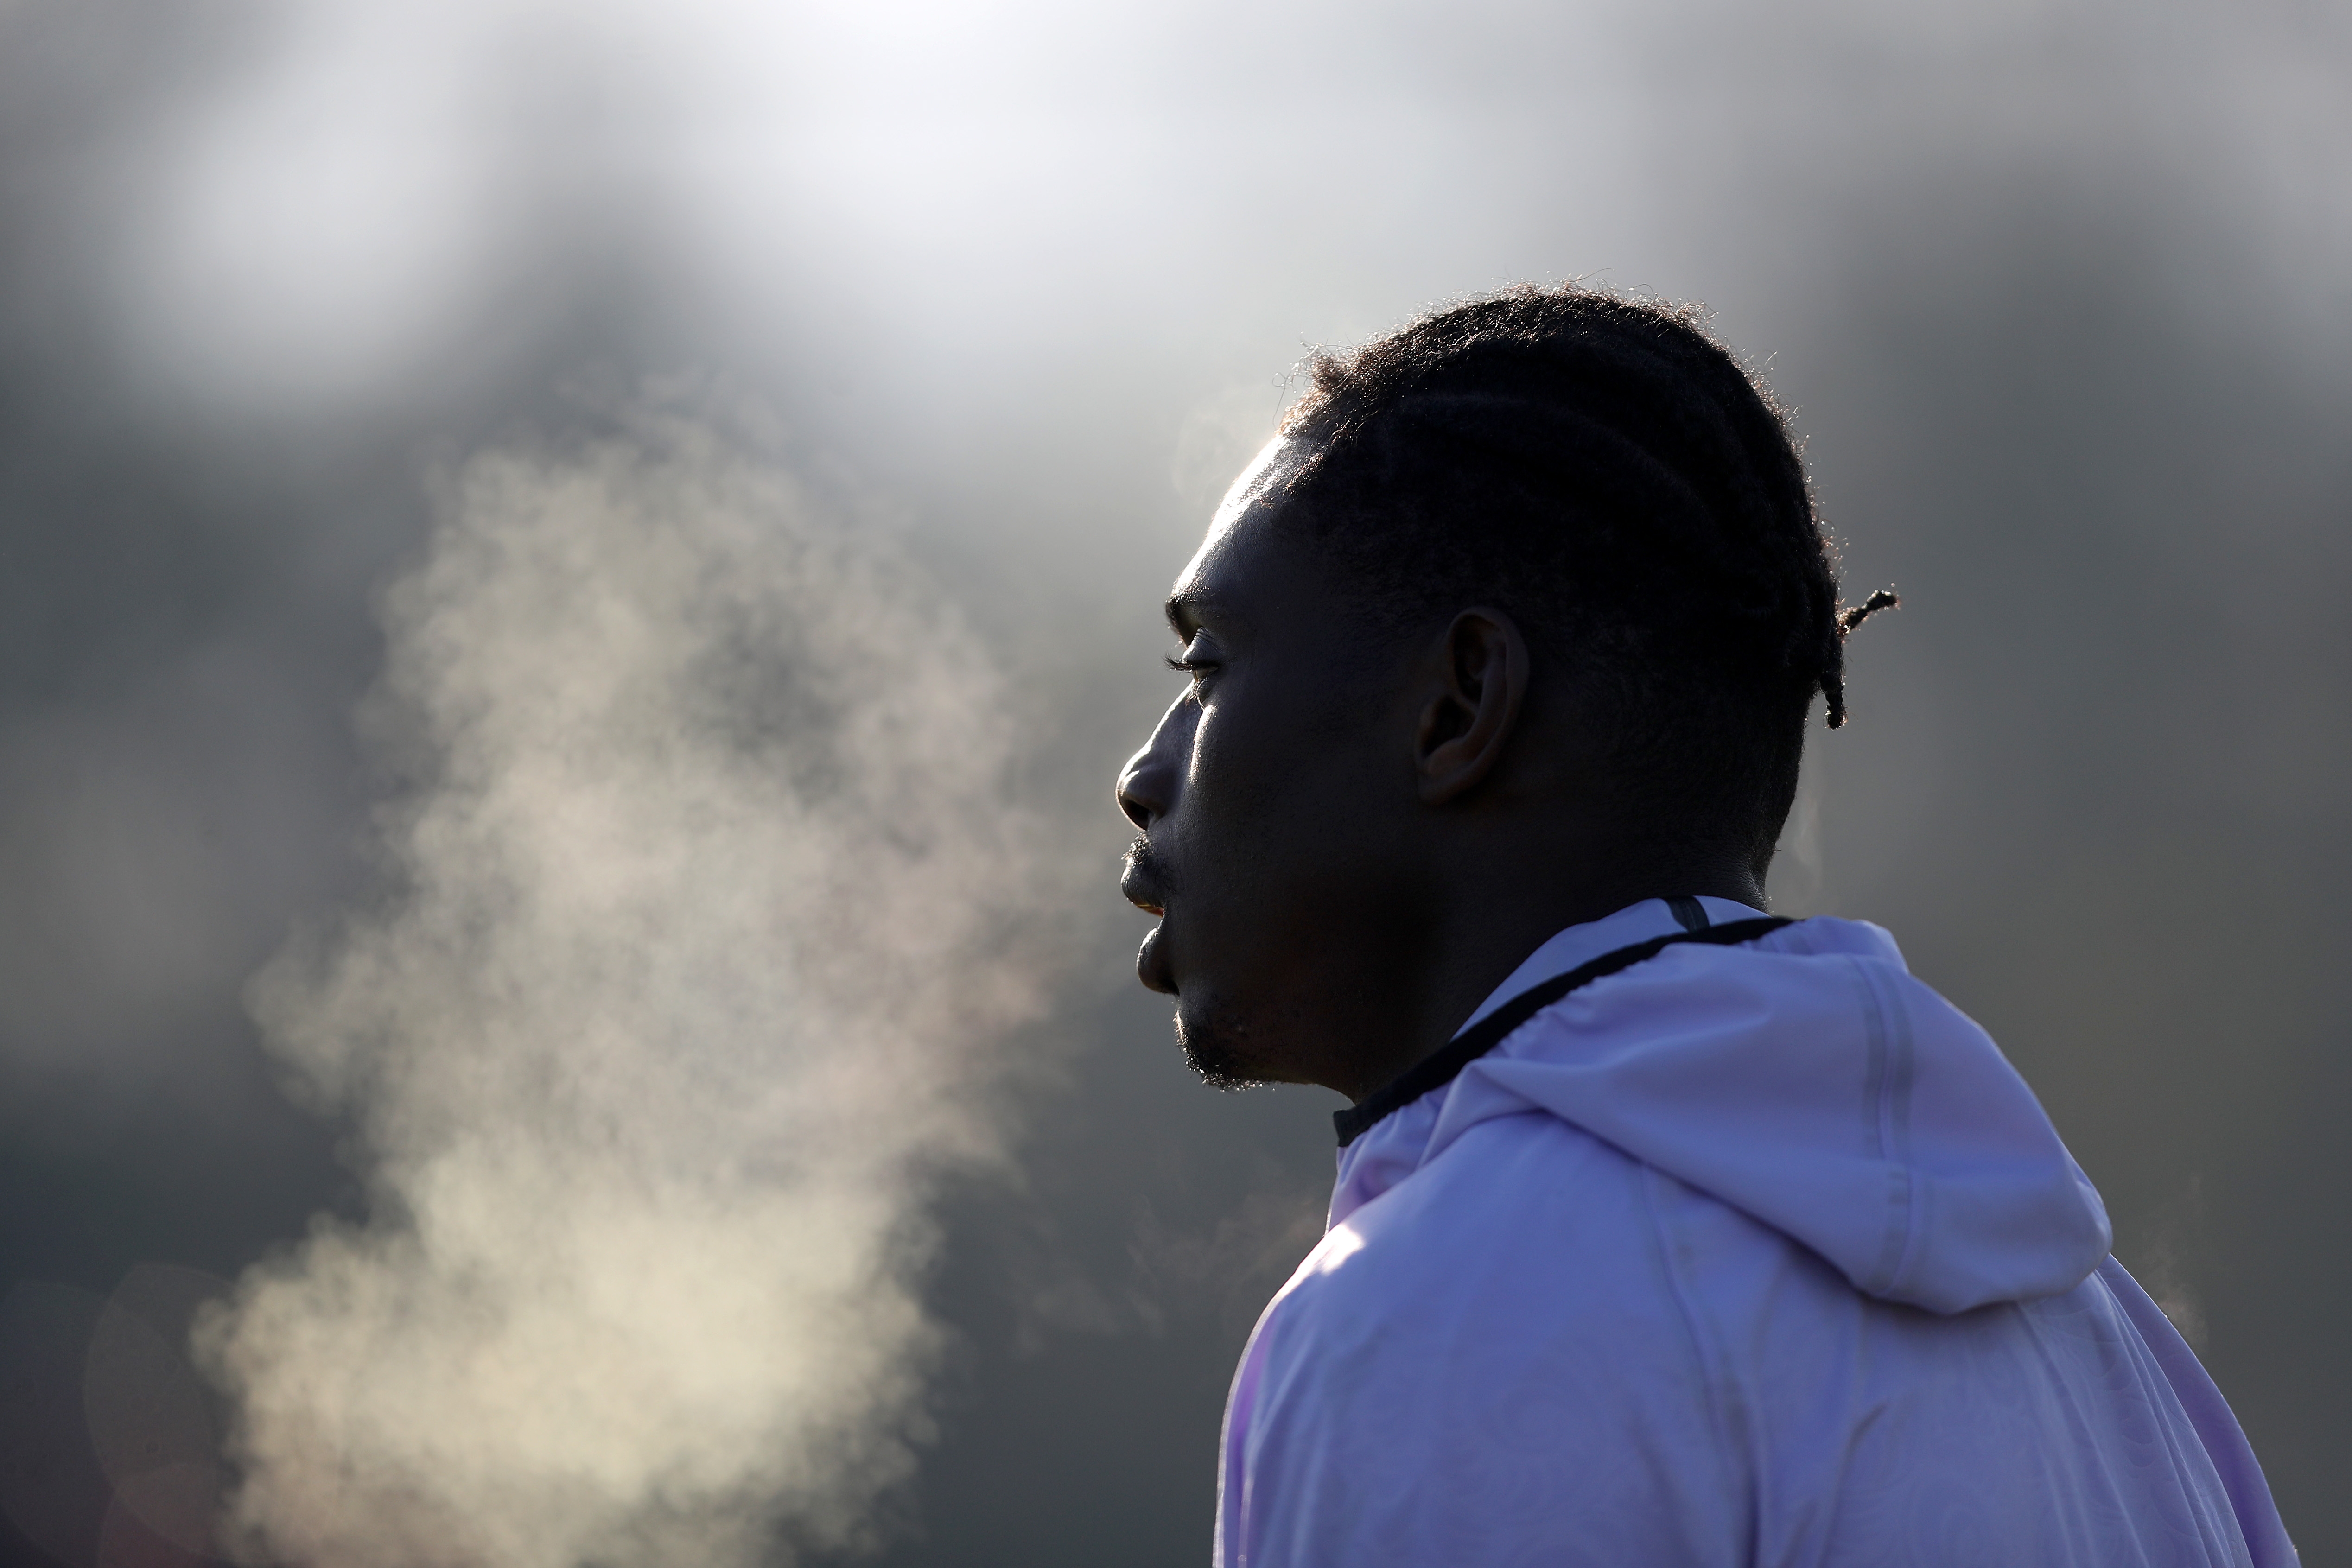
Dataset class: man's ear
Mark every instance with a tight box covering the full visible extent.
[1413,608,1530,806]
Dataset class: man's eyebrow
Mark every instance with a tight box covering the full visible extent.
[1164,592,1209,639]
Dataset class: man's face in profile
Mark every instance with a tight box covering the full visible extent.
[1116,438,1426,1092]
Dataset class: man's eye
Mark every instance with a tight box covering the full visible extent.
[1163,643,1220,692]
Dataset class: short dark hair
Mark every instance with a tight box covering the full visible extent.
[1272,284,1888,872]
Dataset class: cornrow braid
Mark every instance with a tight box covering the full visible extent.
[1823,588,1901,729]
[1268,284,1889,870]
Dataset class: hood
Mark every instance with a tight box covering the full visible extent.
[1331,913,2113,1315]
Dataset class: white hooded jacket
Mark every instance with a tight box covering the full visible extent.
[1214,898,2295,1566]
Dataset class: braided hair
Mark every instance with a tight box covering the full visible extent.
[1272,285,1894,869]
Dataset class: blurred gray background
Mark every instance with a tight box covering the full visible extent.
[1,0,2346,1562]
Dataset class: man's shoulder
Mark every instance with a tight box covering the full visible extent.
[1238,1114,1768,1559]
[1274,1113,1794,1376]
[1242,1113,2275,1567]
[1328,1109,1665,1273]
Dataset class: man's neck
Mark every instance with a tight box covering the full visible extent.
[1324,858,1766,1103]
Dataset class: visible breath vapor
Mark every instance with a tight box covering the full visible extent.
[198,406,1057,1567]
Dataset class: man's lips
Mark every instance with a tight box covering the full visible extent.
[1121,870,1165,917]
[1119,839,1169,916]
[1135,922,1176,995]
[1121,840,1176,993]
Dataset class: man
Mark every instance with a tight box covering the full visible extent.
[1115,287,2294,1565]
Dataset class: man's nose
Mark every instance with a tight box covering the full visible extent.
[1116,743,1167,831]
[1115,693,1193,831]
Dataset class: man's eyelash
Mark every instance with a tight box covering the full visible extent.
[1164,652,1215,672]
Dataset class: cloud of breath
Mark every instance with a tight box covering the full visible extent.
[198,407,1056,1567]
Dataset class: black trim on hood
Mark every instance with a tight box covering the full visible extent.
[1333,916,1796,1148]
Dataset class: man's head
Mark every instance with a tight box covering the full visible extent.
[1117,286,1884,1098]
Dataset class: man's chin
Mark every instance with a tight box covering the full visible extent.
[1174,1006,1273,1092]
